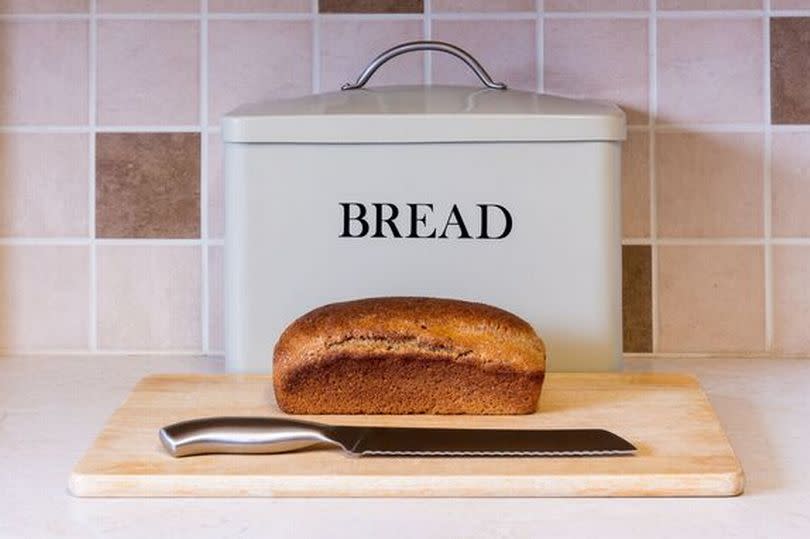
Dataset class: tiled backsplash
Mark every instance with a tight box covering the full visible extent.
[1,0,809,357]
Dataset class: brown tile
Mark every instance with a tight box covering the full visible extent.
[96,133,200,238]
[771,18,810,124]
[622,245,652,353]
[319,0,423,13]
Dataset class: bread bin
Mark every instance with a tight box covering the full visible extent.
[223,41,626,373]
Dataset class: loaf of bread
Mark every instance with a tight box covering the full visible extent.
[273,297,545,415]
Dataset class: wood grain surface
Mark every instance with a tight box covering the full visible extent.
[70,373,744,497]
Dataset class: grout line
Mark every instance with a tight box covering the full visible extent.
[88,0,98,352]
[649,0,659,354]
[8,236,808,246]
[312,0,321,93]
[0,349,213,356]
[3,122,803,133]
[0,238,227,246]
[424,0,432,83]
[763,1,773,356]
[3,9,810,22]
[200,0,210,355]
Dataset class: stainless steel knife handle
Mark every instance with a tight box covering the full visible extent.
[341,40,507,91]
[159,417,346,457]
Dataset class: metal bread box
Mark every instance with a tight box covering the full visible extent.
[223,42,626,373]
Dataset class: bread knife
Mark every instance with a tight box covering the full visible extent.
[159,417,636,457]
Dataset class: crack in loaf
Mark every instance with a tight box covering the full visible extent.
[272,297,546,415]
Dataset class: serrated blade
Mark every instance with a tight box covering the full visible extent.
[335,426,636,457]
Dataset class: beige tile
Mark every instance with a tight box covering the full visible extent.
[208,133,224,239]
[773,246,810,354]
[545,18,648,125]
[0,21,88,125]
[320,19,424,92]
[208,20,312,125]
[0,0,87,12]
[656,132,763,238]
[622,245,652,353]
[96,133,200,239]
[97,20,199,125]
[433,0,535,11]
[97,246,201,350]
[210,0,311,11]
[97,0,199,11]
[772,132,810,237]
[622,131,650,238]
[658,0,761,8]
[657,18,763,124]
[545,0,648,11]
[0,134,88,237]
[208,246,224,352]
[0,246,89,351]
[658,245,765,353]
[431,20,537,92]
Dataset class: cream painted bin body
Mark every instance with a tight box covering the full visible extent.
[223,85,626,373]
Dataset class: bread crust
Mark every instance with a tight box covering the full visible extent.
[273,297,546,415]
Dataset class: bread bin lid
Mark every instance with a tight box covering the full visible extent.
[222,85,626,144]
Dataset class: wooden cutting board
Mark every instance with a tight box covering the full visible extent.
[70,373,744,497]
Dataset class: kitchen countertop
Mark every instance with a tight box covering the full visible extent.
[1,356,808,538]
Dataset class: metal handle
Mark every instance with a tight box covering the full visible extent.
[159,417,346,457]
[341,40,507,91]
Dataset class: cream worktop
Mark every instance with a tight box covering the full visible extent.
[1,355,808,538]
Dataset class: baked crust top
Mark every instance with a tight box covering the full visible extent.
[273,297,546,380]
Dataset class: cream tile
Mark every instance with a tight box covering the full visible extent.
[208,20,313,125]
[773,246,810,354]
[433,0,535,10]
[0,246,89,350]
[656,132,763,237]
[545,0,648,10]
[771,0,810,7]
[772,132,810,237]
[0,134,88,237]
[431,20,537,92]
[97,246,201,350]
[210,0,311,10]
[658,0,761,8]
[208,133,224,239]
[622,131,650,238]
[658,245,765,353]
[544,18,649,125]
[657,18,763,124]
[0,0,88,12]
[208,246,224,352]
[320,19,424,92]
[97,20,199,126]
[97,0,199,11]
[0,21,88,125]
